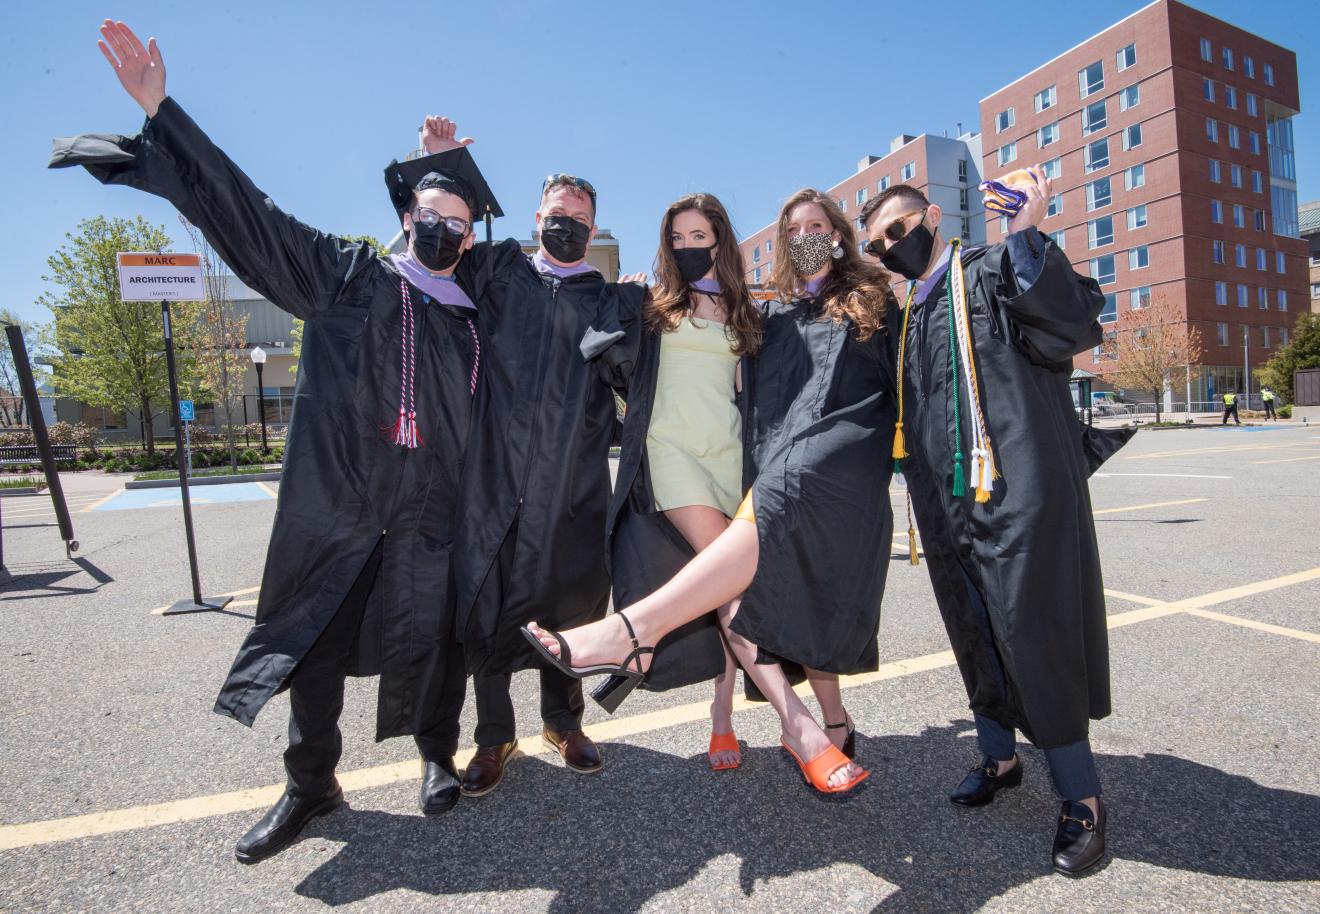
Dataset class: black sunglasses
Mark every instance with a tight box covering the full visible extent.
[542,173,597,206]
[863,206,928,258]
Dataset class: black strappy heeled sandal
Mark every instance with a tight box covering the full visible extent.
[825,717,857,759]
[520,614,654,714]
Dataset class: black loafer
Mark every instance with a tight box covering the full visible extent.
[234,785,343,864]
[949,755,1023,807]
[1053,798,1107,876]
[419,757,461,815]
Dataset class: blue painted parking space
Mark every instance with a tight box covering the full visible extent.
[93,482,276,512]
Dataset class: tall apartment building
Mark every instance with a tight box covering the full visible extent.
[980,0,1304,405]
[1299,200,1320,311]
[737,132,985,290]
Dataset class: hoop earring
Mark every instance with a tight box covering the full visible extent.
[831,242,845,260]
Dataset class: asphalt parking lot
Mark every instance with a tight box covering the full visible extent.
[1,423,1318,913]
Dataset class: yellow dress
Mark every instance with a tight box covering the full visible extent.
[646,317,743,517]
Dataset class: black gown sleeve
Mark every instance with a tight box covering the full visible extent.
[979,232,1105,367]
[581,282,647,393]
[49,97,377,321]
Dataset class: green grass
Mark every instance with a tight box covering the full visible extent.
[132,465,279,482]
[0,476,45,490]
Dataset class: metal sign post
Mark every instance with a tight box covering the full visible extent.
[116,252,231,616]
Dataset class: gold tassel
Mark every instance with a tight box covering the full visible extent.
[908,525,920,565]
[892,422,907,460]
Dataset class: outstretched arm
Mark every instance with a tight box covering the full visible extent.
[70,21,376,321]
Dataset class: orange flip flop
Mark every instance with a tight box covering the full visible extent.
[781,740,869,794]
[708,732,741,771]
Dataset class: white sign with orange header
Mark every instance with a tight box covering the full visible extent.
[116,252,206,301]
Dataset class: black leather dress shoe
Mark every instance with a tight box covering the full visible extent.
[234,785,343,864]
[419,757,461,815]
[949,755,1023,807]
[1053,798,1107,875]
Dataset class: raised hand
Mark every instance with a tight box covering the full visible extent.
[1008,165,1052,234]
[619,272,649,285]
[97,20,166,117]
[421,116,475,154]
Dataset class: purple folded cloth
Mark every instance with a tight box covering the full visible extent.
[979,179,1030,217]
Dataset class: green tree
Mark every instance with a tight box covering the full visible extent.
[1256,312,1320,404]
[0,310,46,427]
[40,215,199,453]
[289,233,386,378]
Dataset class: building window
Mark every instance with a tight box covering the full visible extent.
[957,159,967,182]
[857,217,865,232]
[1225,86,1237,109]
[1210,200,1223,224]
[1200,38,1213,63]
[997,144,1017,166]
[1237,284,1248,307]
[765,239,772,253]
[1230,165,1243,188]
[1124,163,1145,190]
[1206,117,1218,142]
[1128,246,1150,270]
[1215,281,1228,306]
[1099,293,1117,323]
[961,219,971,241]
[1217,322,1229,346]
[1255,209,1266,231]
[1082,99,1107,135]
[1235,243,1246,267]
[1227,124,1240,149]
[959,187,969,210]
[1049,229,1067,250]
[1258,287,1269,309]
[998,215,1010,234]
[1276,251,1286,274]
[1244,56,1255,79]
[753,267,761,283]
[1038,121,1060,148]
[1203,78,1216,103]
[1042,157,1062,179]
[1262,326,1270,348]
[1234,204,1245,228]
[1086,177,1112,211]
[1078,61,1104,98]
[1084,138,1109,173]
[1047,194,1063,218]
[1213,240,1225,263]
[1120,85,1140,111]
[1034,85,1057,113]
[1130,285,1151,309]
[1127,204,1148,229]
[1252,170,1263,193]
[1249,131,1261,155]
[1222,47,1234,71]
[1263,63,1274,86]
[856,187,868,206]
[752,245,761,263]
[1209,158,1221,182]
[838,198,847,212]
[1091,255,1116,285]
[878,175,890,192]
[1256,247,1267,271]
[1124,123,1143,150]
[1246,94,1258,118]
[1117,44,1137,71]
[1279,288,1288,310]
[1088,216,1114,249]
[1281,327,1289,345]
[996,108,1015,133]
[900,162,916,181]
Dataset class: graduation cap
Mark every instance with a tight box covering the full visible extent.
[384,147,503,226]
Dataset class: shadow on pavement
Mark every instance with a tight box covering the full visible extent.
[0,559,114,599]
[286,721,1320,913]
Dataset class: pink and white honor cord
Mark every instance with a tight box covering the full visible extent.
[388,280,481,449]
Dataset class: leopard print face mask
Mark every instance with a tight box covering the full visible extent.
[788,231,835,276]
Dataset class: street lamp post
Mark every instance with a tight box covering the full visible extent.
[1242,325,1251,410]
[250,346,268,455]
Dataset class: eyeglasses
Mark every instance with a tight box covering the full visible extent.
[863,207,928,258]
[542,173,597,207]
[411,208,471,236]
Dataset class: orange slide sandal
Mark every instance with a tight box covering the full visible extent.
[708,732,741,771]
[781,740,869,795]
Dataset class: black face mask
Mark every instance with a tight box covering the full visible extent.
[880,221,936,280]
[540,215,592,263]
[673,245,716,284]
[410,221,466,272]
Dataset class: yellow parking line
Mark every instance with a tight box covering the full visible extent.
[150,586,262,615]
[1103,589,1164,606]
[255,482,278,498]
[79,490,123,513]
[1185,609,1320,644]
[1126,441,1314,460]
[12,566,1319,852]
[1092,498,1206,515]
[1254,455,1320,465]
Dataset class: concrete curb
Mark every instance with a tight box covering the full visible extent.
[125,471,282,490]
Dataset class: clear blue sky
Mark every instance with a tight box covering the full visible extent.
[3,0,1316,329]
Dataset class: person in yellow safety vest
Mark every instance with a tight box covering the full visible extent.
[1262,387,1278,421]
[1222,391,1241,425]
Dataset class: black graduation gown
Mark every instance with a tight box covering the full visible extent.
[453,246,646,674]
[592,321,749,692]
[49,99,476,741]
[732,298,899,672]
[899,235,1117,750]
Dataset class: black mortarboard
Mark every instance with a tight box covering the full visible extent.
[384,146,502,225]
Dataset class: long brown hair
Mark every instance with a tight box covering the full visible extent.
[769,188,892,341]
[646,193,762,356]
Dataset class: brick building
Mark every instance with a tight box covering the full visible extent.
[980,0,1304,407]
